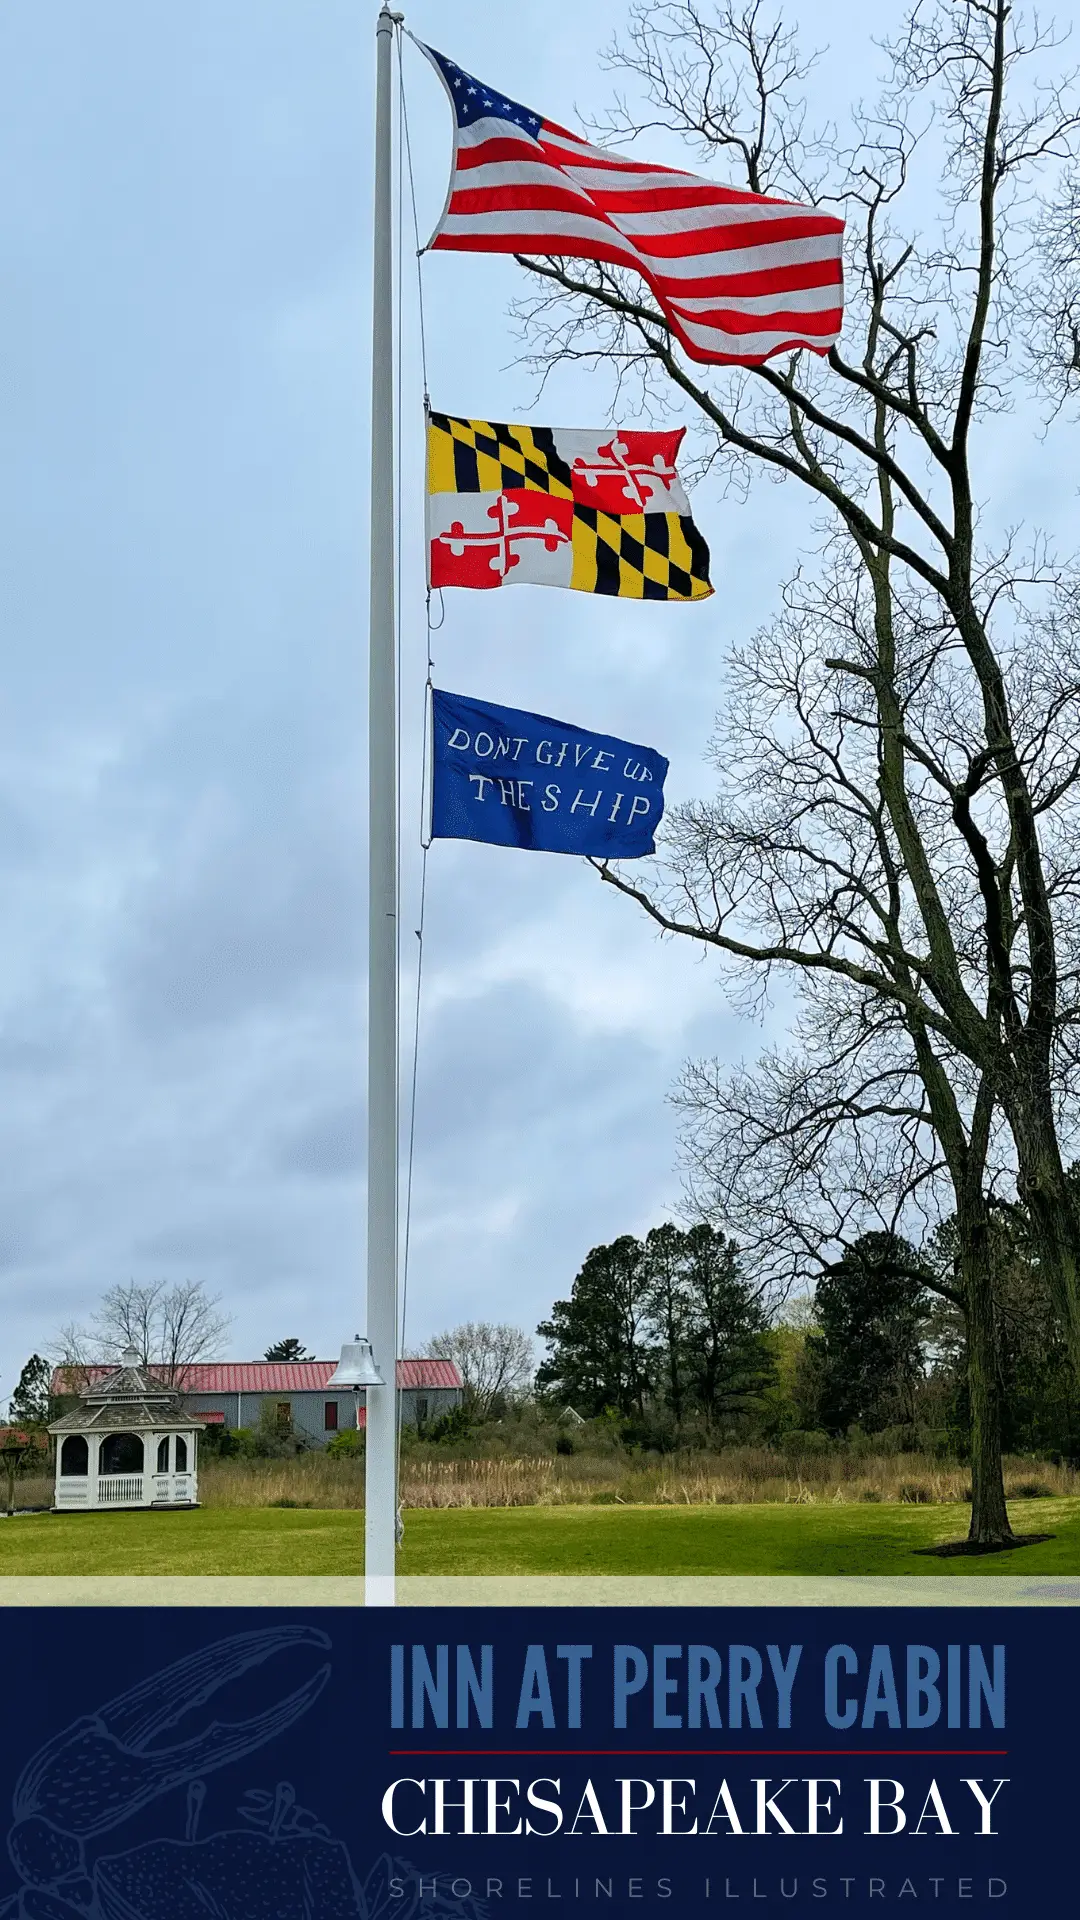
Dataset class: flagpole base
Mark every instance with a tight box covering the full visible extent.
[365,1573,397,1607]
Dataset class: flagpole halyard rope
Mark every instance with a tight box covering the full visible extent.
[398,39,430,408]
[392,17,407,1542]
[394,23,436,1533]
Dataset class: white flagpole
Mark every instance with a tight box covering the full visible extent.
[366,2,402,1607]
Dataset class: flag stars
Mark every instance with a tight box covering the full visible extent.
[431,46,545,136]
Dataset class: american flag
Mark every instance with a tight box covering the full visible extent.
[420,44,844,368]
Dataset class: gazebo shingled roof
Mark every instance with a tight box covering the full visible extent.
[48,1353,207,1437]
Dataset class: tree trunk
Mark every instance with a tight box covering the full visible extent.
[663,1299,684,1425]
[1010,1098,1080,1379]
[1026,1184,1080,1367]
[961,1216,1014,1547]
[669,1354,683,1427]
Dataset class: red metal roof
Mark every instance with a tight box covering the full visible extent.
[396,1358,461,1389]
[50,1358,462,1394]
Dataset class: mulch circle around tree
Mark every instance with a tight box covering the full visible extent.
[915,1534,1054,1558]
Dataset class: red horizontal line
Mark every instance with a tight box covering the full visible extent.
[389,1749,1008,1758]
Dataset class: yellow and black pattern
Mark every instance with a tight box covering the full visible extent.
[427,412,575,499]
[570,506,711,601]
[427,411,712,601]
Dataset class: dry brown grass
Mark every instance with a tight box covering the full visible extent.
[10,1450,1076,1515]
[181,1449,1080,1511]
[7,1473,52,1512]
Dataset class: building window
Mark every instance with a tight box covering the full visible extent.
[156,1437,169,1473]
[415,1397,429,1428]
[275,1402,292,1433]
[60,1435,88,1477]
[99,1433,144,1475]
[324,1401,338,1431]
[175,1435,188,1471]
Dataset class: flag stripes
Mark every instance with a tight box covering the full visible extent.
[421,45,845,367]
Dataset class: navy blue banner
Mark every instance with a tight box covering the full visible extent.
[0,1605,1073,1918]
[431,690,668,858]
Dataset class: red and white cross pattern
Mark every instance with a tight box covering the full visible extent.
[429,491,576,590]
[558,428,689,516]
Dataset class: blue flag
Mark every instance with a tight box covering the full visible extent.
[431,689,668,859]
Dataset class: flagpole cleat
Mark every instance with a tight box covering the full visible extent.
[8,1627,331,1894]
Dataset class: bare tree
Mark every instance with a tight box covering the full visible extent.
[1028,168,1080,401]
[420,1322,535,1417]
[511,0,1080,1542]
[676,978,1021,1533]
[55,1280,231,1389]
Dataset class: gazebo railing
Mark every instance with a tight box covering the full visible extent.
[97,1475,144,1504]
[55,1480,90,1505]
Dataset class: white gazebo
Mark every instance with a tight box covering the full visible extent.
[49,1349,206,1511]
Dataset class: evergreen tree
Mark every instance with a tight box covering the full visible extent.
[264,1338,312,1362]
[810,1234,930,1436]
[642,1223,694,1425]
[680,1225,774,1426]
[536,1236,654,1417]
[8,1354,51,1427]
[538,1226,774,1430]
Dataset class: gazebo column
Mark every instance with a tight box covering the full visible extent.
[174,1430,194,1504]
[55,1431,92,1509]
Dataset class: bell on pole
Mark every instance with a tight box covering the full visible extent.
[326,1335,385,1390]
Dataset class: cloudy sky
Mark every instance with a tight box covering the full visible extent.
[0,0,1072,1397]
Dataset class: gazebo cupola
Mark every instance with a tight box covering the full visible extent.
[48,1348,206,1511]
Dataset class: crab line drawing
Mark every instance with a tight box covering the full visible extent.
[1,1626,484,1920]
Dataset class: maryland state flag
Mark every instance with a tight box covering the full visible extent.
[427,413,712,600]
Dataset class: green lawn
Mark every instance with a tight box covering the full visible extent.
[0,1498,1078,1577]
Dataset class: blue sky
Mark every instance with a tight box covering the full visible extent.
[0,1,1073,1394]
